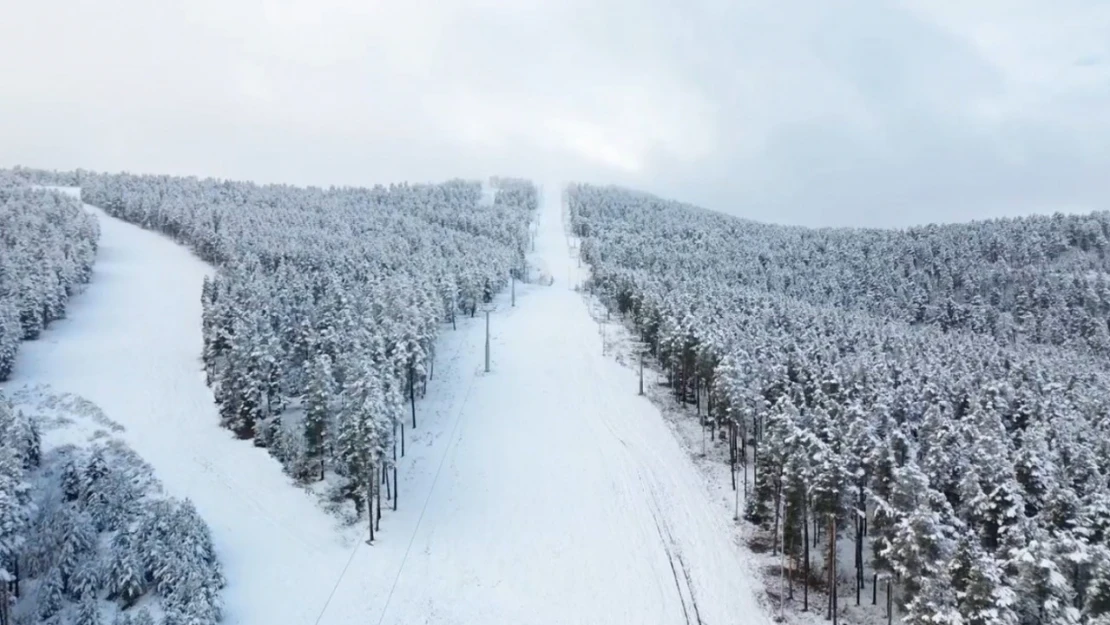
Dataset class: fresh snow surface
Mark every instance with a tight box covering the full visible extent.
[6,185,772,625]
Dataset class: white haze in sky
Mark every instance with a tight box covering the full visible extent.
[2,0,1108,227]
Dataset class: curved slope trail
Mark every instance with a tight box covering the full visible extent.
[4,190,355,625]
[324,184,772,625]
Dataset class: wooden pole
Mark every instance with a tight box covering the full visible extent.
[780,501,786,621]
[367,473,375,544]
[639,350,645,395]
[485,310,491,373]
[804,500,810,611]
[887,581,893,625]
[410,364,417,429]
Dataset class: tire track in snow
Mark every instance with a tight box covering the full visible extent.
[580,310,704,625]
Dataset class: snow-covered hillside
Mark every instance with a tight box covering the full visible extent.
[3,189,354,625]
[5,183,773,625]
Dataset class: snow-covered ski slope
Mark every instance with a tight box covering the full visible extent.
[320,183,773,625]
[4,188,356,625]
[6,185,770,625]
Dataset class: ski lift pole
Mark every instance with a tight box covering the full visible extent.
[639,350,645,395]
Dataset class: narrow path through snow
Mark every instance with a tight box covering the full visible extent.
[320,184,773,625]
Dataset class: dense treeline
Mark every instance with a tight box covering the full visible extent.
[0,172,99,381]
[1,392,224,625]
[78,171,536,530]
[569,184,1110,625]
[573,186,1110,356]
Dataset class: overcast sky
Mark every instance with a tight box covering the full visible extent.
[2,0,1108,227]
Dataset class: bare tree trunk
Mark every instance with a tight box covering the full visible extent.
[730,421,737,491]
[410,364,417,429]
[788,501,795,601]
[772,480,782,556]
[827,514,835,621]
[887,581,892,625]
[803,497,810,612]
[752,437,759,508]
[742,448,749,509]
[832,513,839,625]
[393,466,398,511]
[707,384,713,425]
[856,506,863,606]
[367,474,375,543]
[694,374,700,415]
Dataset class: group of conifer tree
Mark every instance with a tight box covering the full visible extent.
[78,170,536,533]
[570,183,1110,625]
[0,170,99,381]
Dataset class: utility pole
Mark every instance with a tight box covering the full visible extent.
[409,363,416,429]
[630,340,648,396]
[639,350,645,395]
[367,474,375,544]
[780,509,787,622]
[735,473,741,520]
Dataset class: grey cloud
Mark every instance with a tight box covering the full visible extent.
[1,0,1107,228]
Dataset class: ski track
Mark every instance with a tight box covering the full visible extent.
[4,185,772,625]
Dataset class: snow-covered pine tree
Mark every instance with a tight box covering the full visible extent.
[950,534,1019,625]
[36,566,64,621]
[303,353,335,482]
[104,528,145,608]
[0,394,33,599]
[74,590,101,625]
[336,356,383,518]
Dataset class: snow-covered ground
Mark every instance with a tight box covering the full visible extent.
[6,185,772,625]
[4,187,356,625]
